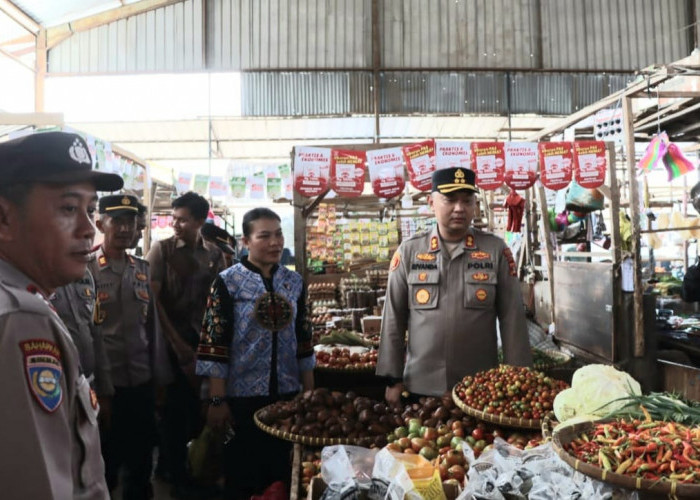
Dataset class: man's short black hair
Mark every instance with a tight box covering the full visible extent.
[0,183,32,207]
[242,207,281,237]
[172,192,209,220]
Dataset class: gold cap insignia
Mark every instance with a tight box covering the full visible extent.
[122,196,131,205]
[454,169,466,184]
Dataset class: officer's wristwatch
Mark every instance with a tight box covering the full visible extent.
[208,396,226,407]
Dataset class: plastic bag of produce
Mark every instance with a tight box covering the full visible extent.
[553,364,641,423]
[320,445,378,500]
[370,448,445,500]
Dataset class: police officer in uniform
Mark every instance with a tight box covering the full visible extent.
[0,131,123,499]
[376,167,533,404]
[91,194,172,499]
[52,267,115,420]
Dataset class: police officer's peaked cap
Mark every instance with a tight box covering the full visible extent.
[135,201,147,215]
[691,180,700,200]
[0,131,123,192]
[201,222,235,255]
[99,194,140,218]
[431,167,479,195]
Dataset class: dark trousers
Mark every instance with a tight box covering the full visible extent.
[224,394,295,500]
[161,368,202,485]
[101,381,156,500]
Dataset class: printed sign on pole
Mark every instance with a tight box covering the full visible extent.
[538,142,573,191]
[366,147,405,199]
[504,142,538,190]
[293,147,331,197]
[402,140,436,191]
[573,141,607,189]
[330,150,366,197]
[470,142,505,190]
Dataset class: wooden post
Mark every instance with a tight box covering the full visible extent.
[537,184,555,325]
[623,96,645,357]
[608,144,622,266]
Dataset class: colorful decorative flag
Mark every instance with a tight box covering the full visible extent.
[538,142,573,191]
[366,147,405,199]
[229,177,247,199]
[278,164,292,198]
[663,143,696,181]
[209,176,228,197]
[637,132,669,173]
[435,141,471,170]
[267,177,282,199]
[330,150,366,197]
[250,170,265,199]
[293,147,331,197]
[193,174,209,195]
[470,142,505,190]
[504,142,538,190]
[573,141,607,189]
[402,140,436,191]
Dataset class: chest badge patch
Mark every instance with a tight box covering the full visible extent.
[418,272,428,282]
[471,272,489,282]
[97,291,109,302]
[430,236,439,251]
[416,253,436,262]
[389,250,401,272]
[471,251,491,260]
[20,339,63,413]
[98,255,107,268]
[135,272,148,282]
[475,289,488,302]
[254,292,293,331]
[415,288,431,304]
[136,289,150,301]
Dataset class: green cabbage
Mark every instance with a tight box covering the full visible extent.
[553,364,641,423]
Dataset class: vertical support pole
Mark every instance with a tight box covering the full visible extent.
[623,96,645,357]
[371,0,381,143]
[537,184,555,325]
[35,28,46,112]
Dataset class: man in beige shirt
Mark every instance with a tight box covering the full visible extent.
[0,131,123,499]
[146,192,225,493]
[376,168,532,404]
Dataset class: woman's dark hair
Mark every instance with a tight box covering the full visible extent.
[171,191,209,220]
[242,207,281,237]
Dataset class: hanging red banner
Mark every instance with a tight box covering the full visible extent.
[573,141,607,189]
[330,149,366,198]
[402,139,436,191]
[504,142,538,190]
[293,146,331,197]
[470,142,505,190]
[366,147,405,199]
[538,142,573,191]
[435,140,471,170]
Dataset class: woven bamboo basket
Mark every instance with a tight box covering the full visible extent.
[451,386,542,430]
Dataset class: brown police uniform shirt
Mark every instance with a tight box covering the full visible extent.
[0,259,108,499]
[52,267,114,397]
[146,234,226,347]
[376,226,533,396]
[89,248,172,388]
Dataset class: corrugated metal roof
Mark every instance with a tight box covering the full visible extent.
[10,0,125,27]
[49,0,204,73]
[539,0,692,70]
[206,0,372,70]
[241,70,633,117]
[381,0,540,69]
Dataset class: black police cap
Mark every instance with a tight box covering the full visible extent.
[431,167,479,194]
[99,194,139,218]
[201,223,235,255]
[0,131,123,192]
